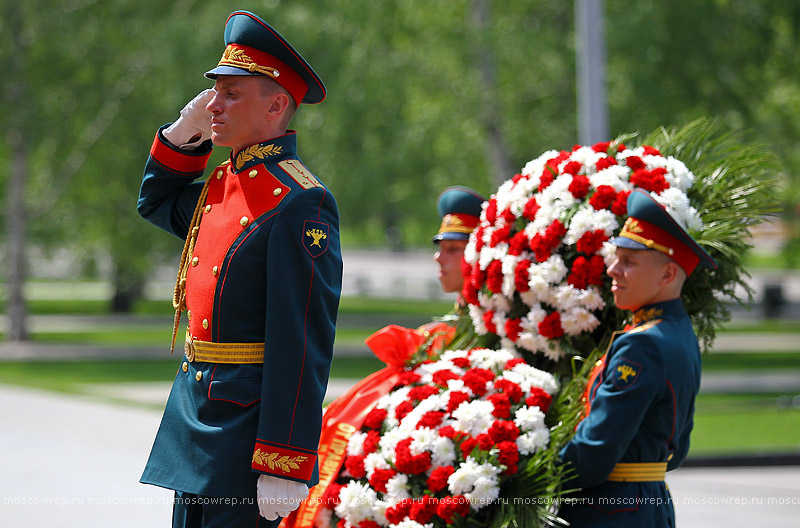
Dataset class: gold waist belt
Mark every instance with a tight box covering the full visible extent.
[185,337,265,364]
[606,462,667,482]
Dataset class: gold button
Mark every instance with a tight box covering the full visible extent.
[202,319,209,329]
[196,371,203,381]
[212,266,218,276]
[249,169,258,178]
[240,216,249,227]
[216,170,223,179]
[204,204,212,213]
[182,362,188,372]
[273,188,282,196]
[191,256,198,266]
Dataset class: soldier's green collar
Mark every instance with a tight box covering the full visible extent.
[630,297,684,327]
[230,131,297,173]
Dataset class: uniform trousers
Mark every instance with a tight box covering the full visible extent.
[172,491,281,528]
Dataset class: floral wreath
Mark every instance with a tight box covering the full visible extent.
[296,119,779,528]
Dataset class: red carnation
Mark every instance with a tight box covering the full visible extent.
[508,231,529,256]
[396,371,421,386]
[589,185,617,210]
[363,430,380,454]
[617,143,627,151]
[433,369,460,386]
[494,378,524,403]
[489,419,520,443]
[488,392,511,419]
[486,260,504,294]
[482,310,497,335]
[436,495,471,524]
[514,259,532,292]
[438,425,457,439]
[368,467,397,493]
[363,407,388,430]
[501,207,516,223]
[474,226,485,253]
[568,174,592,199]
[562,160,582,176]
[410,496,439,524]
[461,281,479,306]
[592,141,612,153]
[427,466,455,493]
[512,172,527,184]
[395,400,414,421]
[526,387,553,413]
[490,224,512,247]
[451,356,471,369]
[642,145,661,156]
[588,254,605,286]
[460,436,477,458]
[595,156,618,171]
[497,440,520,475]
[523,196,540,221]
[505,357,526,370]
[611,190,631,216]
[447,390,470,413]
[543,219,567,247]
[385,499,413,524]
[477,432,494,450]
[505,318,522,342]
[417,410,446,430]
[344,454,366,479]
[576,229,609,255]
[337,519,347,528]
[462,368,495,396]
[568,256,590,289]
[322,482,342,507]
[485,198,498,224]
[631,167,668,194]
[358,521,380,528]
[626,155,645,171]
[538,170,555,192]
[538,311,564,339]
[409,385,439,402]
[395,438,432,474]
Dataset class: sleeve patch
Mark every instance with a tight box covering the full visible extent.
[279,159,323,189]
[252,442,316,481]
[613,358,642,390]
[303,220,330,258]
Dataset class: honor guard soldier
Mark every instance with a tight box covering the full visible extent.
[432,186,486,297]
[137,11,342,527]
[558,189,717,527]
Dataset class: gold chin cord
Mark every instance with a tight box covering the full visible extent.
[170,177,212,354]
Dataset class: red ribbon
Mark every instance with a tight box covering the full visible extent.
[280,325,425,528]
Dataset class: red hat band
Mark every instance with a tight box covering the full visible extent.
[217,43,309,105]
[438,213,479,235]
[619,217,700,275]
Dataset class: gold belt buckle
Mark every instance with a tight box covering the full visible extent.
[184,337,196,362]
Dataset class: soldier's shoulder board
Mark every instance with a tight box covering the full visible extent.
[625,319,662,335]
[278,159,323,190]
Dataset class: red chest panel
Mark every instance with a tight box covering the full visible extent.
[185,163,291,341]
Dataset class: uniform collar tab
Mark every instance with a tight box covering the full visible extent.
[230,131,297,173]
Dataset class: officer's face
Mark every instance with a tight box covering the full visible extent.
[606,247,671,311]
[434,239,468,293]
[207,76,274,151]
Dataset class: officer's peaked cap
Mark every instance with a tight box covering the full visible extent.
[614,188,717,275]
[433,186,486,243]
[205,11,325,105]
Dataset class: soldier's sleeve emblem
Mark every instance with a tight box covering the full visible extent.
[613,358,642,390]
[303,220,330,258]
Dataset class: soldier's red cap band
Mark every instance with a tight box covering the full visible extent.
[150,133,212,175]
[218,43,309,105]
[619,217,700,275]
[252,441,317,482]
[438,213,480,235]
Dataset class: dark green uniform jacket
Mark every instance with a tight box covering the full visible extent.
[138,127,342,498]
[559,298,700,527]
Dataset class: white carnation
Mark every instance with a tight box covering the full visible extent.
[513,405,546,432]
[561,307,600,335]
[335,481,379,525]
[451,400,495,436]
[516,428,551,455]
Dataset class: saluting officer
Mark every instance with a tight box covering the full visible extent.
[558,189,717,527]
[137,11,342,527]
[432,186,486,297]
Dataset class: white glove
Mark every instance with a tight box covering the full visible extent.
[162,89,215,149]
[256,474,309,521]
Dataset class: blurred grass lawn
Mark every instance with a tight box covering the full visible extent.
[1,295,798,456]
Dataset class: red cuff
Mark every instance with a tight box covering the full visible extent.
[150,130,212,176]
[252,441,317,482]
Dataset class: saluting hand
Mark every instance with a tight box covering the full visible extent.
[162,89,215,148]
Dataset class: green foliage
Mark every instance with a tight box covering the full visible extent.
[637,119,783,351]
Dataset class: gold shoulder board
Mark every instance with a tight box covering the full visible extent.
[278,159,322,190]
